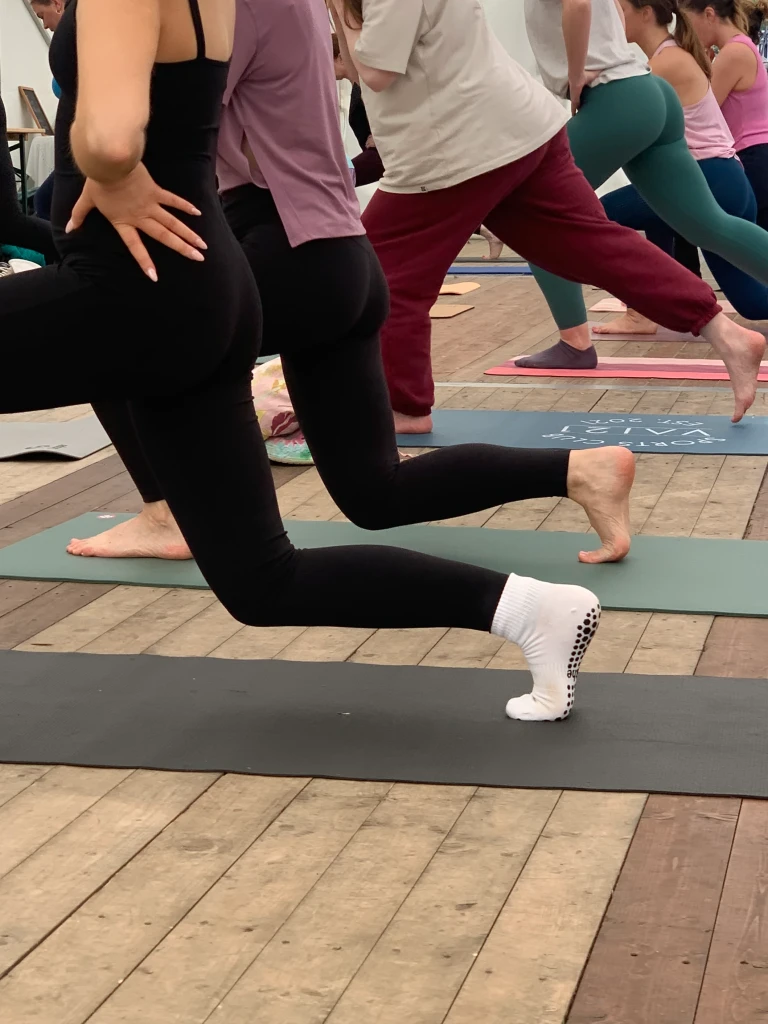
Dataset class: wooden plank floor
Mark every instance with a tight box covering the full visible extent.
[1,272,767,1023]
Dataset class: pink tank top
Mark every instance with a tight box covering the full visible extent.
[720,34,768,151]
[653,38,736,160]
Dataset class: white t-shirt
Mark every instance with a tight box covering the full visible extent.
[524,0,648,99]
[354,0,568,194]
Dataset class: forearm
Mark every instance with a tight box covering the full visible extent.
[562,0,592,84]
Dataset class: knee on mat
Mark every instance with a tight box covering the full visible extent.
[341,506,395,532]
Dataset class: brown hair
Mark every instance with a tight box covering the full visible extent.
[331,32,340,60]
[681,0,768,41]
[341,0,364,27]
[625,0,713,75]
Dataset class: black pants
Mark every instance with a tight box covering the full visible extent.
[1,98,58,263]
[33,172,55,222]
[6,184,571,630]
[738,143,768,232]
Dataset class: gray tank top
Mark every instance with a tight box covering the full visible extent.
[524,0,648,99]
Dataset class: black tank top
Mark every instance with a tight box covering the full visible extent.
[50,0,233,283]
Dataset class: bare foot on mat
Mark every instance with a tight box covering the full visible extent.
[67,502,192,559]
[394,411,433,434]
[591,309,658,336]
[567,447,635,563]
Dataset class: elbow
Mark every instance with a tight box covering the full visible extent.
[359,66,398,92]
[70,121,144,181]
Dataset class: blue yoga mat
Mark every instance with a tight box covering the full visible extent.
[396,409,768,455]
[447,265,532,275]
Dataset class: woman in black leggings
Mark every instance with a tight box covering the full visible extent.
[0,97,58,264]
[0,0,632,722]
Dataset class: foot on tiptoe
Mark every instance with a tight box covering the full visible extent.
[567,447,635,564]
[492,575,601,721]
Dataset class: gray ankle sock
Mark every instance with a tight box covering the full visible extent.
[515,340,598,370]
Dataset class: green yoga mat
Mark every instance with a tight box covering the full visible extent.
[2,512,766,617]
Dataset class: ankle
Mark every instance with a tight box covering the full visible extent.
[560,324,592,351]
[141,500,175,528]
[565,450,589,498]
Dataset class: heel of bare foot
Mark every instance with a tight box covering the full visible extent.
[592,309,658,336]
[66,502,192,560]
[566,447,635,563]
[394,411,433,434]
[700,314,766,422]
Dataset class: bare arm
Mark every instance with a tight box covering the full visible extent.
[70,0,159,182]
[711,42,755,105]
[329,0,397,92]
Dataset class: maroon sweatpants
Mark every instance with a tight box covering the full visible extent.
[362,128,720,418]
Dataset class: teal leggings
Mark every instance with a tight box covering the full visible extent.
[530,74,768,330]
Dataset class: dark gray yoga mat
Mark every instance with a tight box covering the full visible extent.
[0,416,110,460]
[395,408,768,455]
[2,512,767,617]
[1,650,765,797]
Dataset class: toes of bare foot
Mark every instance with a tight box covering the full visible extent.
[578,543,627,564]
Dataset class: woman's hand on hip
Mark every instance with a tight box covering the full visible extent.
[569,69,599,115]
[65,163,207,282]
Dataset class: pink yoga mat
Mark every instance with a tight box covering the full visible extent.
[485,356,768,380]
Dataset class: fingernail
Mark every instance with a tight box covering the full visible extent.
[65,220,73,233]
[192,208,202,216]
[192,251,205,262]
[197,239,208,250]
[146,267,158,282]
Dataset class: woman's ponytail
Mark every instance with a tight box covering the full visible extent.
[673,2,713,76]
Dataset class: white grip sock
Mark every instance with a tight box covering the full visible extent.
[492,574,601,721]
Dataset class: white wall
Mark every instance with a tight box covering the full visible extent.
[0,0,57,129]
[481,0,538,75]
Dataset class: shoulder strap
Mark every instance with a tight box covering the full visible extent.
[186,0,206,60]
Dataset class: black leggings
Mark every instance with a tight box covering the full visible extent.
[2,185,571,631]
[0,98,58,263]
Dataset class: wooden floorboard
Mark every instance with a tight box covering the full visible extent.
[567,797,739,1024]
[0,274,766,1022]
